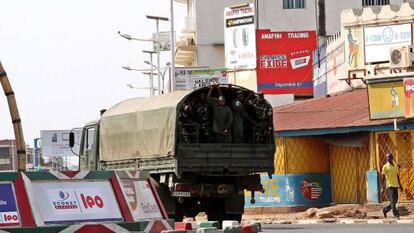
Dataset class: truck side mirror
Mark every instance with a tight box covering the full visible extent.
[69,132,75,148]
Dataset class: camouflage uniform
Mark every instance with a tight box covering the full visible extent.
[208,98,233,143]
[232,99,248,143]
[249,99,272,143]
[194,101,212,142]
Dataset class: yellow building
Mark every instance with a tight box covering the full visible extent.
[273,89,414,204]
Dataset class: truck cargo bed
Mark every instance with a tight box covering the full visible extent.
[176,143,274,176]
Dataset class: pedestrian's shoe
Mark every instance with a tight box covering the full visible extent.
[394,216,400,220]
[382,208,387,218]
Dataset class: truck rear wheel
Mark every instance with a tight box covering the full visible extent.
[206,199,242,226]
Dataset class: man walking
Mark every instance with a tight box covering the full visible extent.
[382,153,403,219]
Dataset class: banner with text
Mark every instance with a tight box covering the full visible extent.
[0,183,20,227]
[364,23,412,63]
[256,29,316,94]
[40,129,82,157]
[120,179,163,220]
[224,3,256,70]
[245,173,331,207]
[175,68,228,90]
[31,181,123,225]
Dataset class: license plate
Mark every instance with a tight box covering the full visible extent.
[172,191,191,197]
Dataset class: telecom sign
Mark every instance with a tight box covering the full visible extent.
[0,183,20,227]
[31,181,123,224]
[364,23,412,63]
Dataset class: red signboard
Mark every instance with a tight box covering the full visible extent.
[256,29,316,94]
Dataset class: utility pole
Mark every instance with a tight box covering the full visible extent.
[0,62,26,171]
[170,0,176,92]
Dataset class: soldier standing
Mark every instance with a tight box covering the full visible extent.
[248,91,272,143]
[207,85,233,143]
[194,92,212,142]
[232,90,256,143]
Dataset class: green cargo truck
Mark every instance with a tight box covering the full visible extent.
[70,84,274,222]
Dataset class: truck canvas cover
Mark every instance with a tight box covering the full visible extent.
[100,91,189,161]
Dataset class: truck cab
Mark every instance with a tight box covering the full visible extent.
[78,121,99,171]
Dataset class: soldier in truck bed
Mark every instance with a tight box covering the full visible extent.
[178,102,199,143]
[247,91,272,143]
[194,92,212,142]
[231,89,257,143]
[207,85,233,143]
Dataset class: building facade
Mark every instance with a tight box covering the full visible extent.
[0,139,17,171]
[174,0,406,107]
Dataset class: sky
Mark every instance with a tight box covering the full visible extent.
[0,0,186,146]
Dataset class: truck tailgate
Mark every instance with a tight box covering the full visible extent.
[176,143,274,176]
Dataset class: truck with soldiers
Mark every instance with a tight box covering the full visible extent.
[70,84,274,223]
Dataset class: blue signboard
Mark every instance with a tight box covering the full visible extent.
[245,173,331,207]
[0,183,20,226]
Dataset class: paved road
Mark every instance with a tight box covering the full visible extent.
[262,224,414,233]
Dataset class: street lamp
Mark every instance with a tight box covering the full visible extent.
[146,15,169,96]
[118,31,154,42]
[142,62,171,93]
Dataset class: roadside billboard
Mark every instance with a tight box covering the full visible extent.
[404,78,414,118]
[31,181,123,225]
[256,29,316,94]
[0,183,20,227]
[40,130,82,157]
[224,3,256,70]
[364,23,412,64]
[175,68,228,90]
[120,179,163,220]
[245,173,331,207]
[368,80,405,120]
[152,31,175,52]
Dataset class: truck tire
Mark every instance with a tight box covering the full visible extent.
[206,199,225,226]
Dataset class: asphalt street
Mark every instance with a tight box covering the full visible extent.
[262,224,414,233]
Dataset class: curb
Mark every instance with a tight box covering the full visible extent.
[260,219,414,225]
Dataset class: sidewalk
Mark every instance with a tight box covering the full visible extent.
[242,203,414,224]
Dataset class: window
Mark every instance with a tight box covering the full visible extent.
[0,158,10,165]
[283,0,306,9]
[362,0,390,7]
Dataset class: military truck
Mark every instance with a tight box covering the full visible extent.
[70,84,274,222]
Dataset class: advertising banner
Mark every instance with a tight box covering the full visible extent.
[175,68,228,90]
[31,181,123,224]
[404,78,414,118]
[364,23,412,63]
[224,3,256,70]
[313,43,348,97]
[245,173,331,207]
[152,31,174,52]
[0,183,20,227]
[345,27,365,69]
[40,129,82,157]
[256,29,316,94]
[120,180,162,220]
[368,81,405,120]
